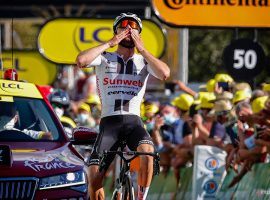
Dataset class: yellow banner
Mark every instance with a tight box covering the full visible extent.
[0,80,42,99]
[152,0,270,27]
[38,18,166,64]
[0,51,57,85]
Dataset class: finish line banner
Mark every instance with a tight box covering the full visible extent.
[192,145,227,200]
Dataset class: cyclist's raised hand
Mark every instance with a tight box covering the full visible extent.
[108,29,130,48]
[130,28,145,53]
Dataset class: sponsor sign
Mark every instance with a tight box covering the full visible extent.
[222,38,266,81]
[0,80,43,99]
[192,145,227,200]
[203,180,218,194]
[0,51,57,85]
[38,18,166,64]
[205,157,219,171]
[152,0,270,27]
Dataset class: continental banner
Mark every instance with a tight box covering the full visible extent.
[0,51,57,85]
[152,0,270,28]
[192,145,227,200]
[38,18,166,64]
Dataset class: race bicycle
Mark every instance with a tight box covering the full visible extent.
[99,144,160,200]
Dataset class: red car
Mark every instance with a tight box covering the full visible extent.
[0,78,96,199]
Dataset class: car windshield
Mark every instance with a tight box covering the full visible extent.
[0,97,63,142]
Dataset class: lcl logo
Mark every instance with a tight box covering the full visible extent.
[79,27,111,44]
[1,83,23,90]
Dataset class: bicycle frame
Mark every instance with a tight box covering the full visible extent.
[114,155,135,200]
[100,150,160,200]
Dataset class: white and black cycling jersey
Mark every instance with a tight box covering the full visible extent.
[88,51,158,118]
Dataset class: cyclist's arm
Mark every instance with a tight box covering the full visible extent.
[141,50,170,81]
[76,43,110,68]
[76,29,129,68]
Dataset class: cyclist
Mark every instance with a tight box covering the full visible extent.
[76,12,170,200]
[49,89,76,137]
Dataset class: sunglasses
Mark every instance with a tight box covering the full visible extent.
[117,20,140,30]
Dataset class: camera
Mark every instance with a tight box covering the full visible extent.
[164,82,176,96]
[218,82,229,91]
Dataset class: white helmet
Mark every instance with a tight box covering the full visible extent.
[113,12,142,34]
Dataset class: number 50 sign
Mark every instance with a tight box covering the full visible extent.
[223,39,266,81]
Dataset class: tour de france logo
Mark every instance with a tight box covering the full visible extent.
[205,157,219,171]
[203,180,218,194]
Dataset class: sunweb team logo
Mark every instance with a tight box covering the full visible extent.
[203,180,218,194]
[205,157,219,171]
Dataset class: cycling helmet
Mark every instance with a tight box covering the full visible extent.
[49,89,70,108]
[113,12,142,34]
[4,68,18,81]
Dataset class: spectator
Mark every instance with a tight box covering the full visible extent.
[85,94,102,131]
[76,102,95,127]
[232,82,252,95]
[208,100,233,147]
[192,93,216,145]
[232,90,251,105]
[142,103,159,134]
[49,89,76,137]
[251,96,268,114]
[169,94,194,185]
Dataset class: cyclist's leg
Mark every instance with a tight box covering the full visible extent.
[137,142,154,185]
[136,143,154,200]
[127,124,154,200]
[87,116,123,200]
[88,164,105,200]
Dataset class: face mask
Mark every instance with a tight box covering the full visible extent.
[0,116,16,130]
[78,113,89,123]
[54,107,64,118]
[163,113,178,125]
[146,121,155,132]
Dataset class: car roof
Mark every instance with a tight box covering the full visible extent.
[0,79,42,99]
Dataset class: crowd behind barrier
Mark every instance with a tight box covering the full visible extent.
[49,67,270,199]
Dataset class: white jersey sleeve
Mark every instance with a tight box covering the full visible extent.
[147,65,159,79]
[87,54,103,67]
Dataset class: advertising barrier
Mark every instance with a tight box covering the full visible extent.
[192,145,227,200]
[103,162,270,199]
[220,163,270,199]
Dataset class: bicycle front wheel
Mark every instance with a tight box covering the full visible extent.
[122,176,134,200]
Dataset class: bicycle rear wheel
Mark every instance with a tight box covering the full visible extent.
[122,176,134,200]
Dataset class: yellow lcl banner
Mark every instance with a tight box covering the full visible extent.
[0,51,57,85]
[38,18,166,64]
[152,0,270,27]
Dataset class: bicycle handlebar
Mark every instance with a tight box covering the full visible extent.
[101,150,159,162]
[99,150,160,175]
